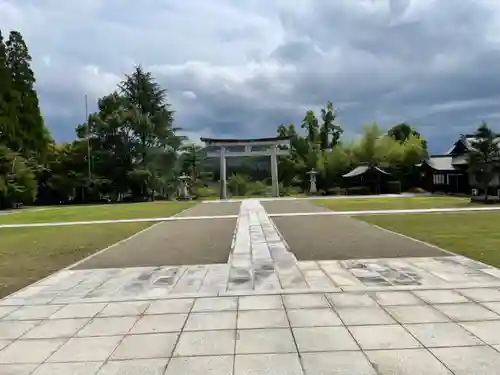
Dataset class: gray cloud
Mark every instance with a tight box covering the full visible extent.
[2,0,500,152]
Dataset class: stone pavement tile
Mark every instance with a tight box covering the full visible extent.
[372,291,424,306]
[349,325,422,350]
[434,303,500,321]
[48,336,123,362]
[98,301,151,317]
[413,290,469,304]
[0,307,20,319]
[293,327,358,352]
[50,303,107,319]
[165,356,233,375]
[238,295,283,310]
[192,297,238,312]
[0,339,66,364]
[287,308,342,327]
[236,328,296,354]
[76,317,138,337]
[96,359,168,375]
[385,305,451,324]
[234,353,303,375]
[22,318,89,339]
[482,302,500,314]
[336,307,396,326]
[145,299,194,314]
[366,349,452,375]
[495,345,500,352]
[185,311,237,331]
[32,362,103,375]
[0,364,38,375]
[129,314,187,334]
[111,333,178,360]
[174,330,235,356]
[404,322,483,347]
[282,294,330,309]
[460,320,500,345]
[431,346,500,375]
[0,321,39,340]
[238,310,289,329]
[458,288,500,302]
[3,305,64,320]
[0,341,11,350]
[302,351,377,375]
[326,293,377,307]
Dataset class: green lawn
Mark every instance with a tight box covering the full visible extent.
[358,212,500,268]
[315,196,473,211]
[0,201,196,224]
[0,223,153,298]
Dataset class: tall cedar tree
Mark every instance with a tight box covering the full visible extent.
[0,30,13,148]
[5,31,50,157]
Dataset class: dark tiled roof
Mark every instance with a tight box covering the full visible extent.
[422,156,458,171]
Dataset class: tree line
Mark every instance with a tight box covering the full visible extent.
[0,29,185,209]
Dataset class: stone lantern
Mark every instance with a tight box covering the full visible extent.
[307,168,318,194]
[177,173,192,200]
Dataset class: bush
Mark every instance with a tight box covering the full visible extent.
[279,184,301,196]
[326,187,345,196]
[386,181,402,194]
[247,180,269,195]
[346,186,371,195]
[405,187,427,194]
[195,187,218,198]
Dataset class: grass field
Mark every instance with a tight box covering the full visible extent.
[0,223,153,298]
[359,212,500,268]
[315,196,473,211]
[0,201,196,224]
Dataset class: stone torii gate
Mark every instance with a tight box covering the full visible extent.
[201,136,292,199]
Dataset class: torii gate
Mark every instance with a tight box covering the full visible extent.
[200,136,292,199]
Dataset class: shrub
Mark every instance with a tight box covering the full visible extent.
[195,187,218,198]
[405,187,427,194]
[247,180,269,195]
[346,186,371,195]
[326,187,345,196]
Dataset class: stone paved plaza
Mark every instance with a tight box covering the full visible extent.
[3,198,500,374]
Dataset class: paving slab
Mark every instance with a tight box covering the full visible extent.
[273,214,447,260]
[73,218,236,269]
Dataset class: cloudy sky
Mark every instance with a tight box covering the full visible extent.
[2,0,500,153]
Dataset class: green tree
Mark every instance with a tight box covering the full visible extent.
[180,143,204,179]
[468,122,500,201]
[75,66,182,201]
[0,30,13,148]
[319,102,343,150]
[5,31,51,157]
[0,145,37,208]
[301,110,320,145]
[388,122,428,150]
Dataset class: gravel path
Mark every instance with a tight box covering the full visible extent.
[264,199,448,260]
[273,215,447,260]
[175,202,241,217]
[73,218,236,269]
